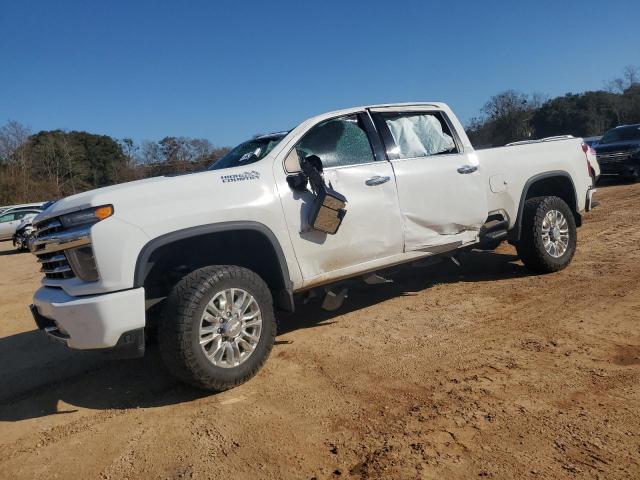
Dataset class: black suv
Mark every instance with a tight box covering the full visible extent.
[595,124,640,181]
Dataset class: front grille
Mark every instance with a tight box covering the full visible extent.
[36,251,74,279]
[35,218,64,236]
[32,218,76,280]
[596,151,631,164]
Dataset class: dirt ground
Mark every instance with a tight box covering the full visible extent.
[1,180,639,480]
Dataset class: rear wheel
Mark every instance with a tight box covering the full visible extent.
[158,265,276,391]
[516,196,577,273]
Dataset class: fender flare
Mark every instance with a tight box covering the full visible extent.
[511,170,579,241]
[133,221,293,306]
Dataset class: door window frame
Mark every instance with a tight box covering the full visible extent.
[371,109,465,162]
[282,111,388,174]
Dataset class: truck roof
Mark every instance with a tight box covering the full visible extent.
[321,102,447,118]
[295,102,450,134]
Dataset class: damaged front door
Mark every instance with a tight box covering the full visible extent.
[371,109,488,252]
[277,113,404,283]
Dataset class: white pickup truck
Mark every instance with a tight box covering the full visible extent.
[29,102,598,391]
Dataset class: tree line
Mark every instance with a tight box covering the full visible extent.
[0,128,229,205]
[467,66,640,147]
[1,66,638,205]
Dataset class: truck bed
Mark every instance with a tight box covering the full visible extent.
[475,138,593,229]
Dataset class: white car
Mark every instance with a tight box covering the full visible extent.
[28,102,597,391]
[0,209,40,241]
[12,215,37,250]
[0,202,46,215]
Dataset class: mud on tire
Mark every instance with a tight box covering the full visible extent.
[158,265,276,391]
[516,196,577,273]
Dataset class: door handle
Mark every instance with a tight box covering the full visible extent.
[457,165,478,174]
[365,175,391,186]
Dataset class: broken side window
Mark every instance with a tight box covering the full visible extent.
[382,113,457,159]
[295,115,375,169]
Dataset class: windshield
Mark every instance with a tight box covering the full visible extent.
[599,125,640,144]
[208,133,287,170]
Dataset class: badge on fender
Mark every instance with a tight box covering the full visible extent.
[221,171,260,183]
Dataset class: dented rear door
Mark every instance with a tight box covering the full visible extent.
[371,108,487,252]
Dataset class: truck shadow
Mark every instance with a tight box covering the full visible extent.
[0,249,529,422]
[0,247,23,256]
[278,249,527,335]
[0,332,206,422]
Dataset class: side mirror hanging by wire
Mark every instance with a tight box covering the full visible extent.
[298,155,347,235]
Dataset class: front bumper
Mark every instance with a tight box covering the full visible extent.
[598,157,640,176]
[31,286,146,355]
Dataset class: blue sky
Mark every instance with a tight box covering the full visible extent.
[1,0,638,146]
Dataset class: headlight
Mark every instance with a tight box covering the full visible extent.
[60,205,113,228]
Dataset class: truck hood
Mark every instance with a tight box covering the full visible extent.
[32,165,272,237]
[595,140,640,155]
[34,172,208,224]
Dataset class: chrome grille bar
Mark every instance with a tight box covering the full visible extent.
[37,253,66,264]
[30,219,92,281]
[35,219,63,236]
[40,264,73,275]
[596,151,631,161]
[32,226,91,255]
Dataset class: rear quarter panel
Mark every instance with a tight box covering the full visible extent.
[475,139,593,228]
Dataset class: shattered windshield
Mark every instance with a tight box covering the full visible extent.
[208,133,288,170]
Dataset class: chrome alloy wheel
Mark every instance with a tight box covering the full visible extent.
[541,209,570,258]
[199,288,262,368]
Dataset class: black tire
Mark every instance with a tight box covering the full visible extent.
[158,265,276,391]
[516,196,577,273]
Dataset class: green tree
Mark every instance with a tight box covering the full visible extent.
[24,130,127,198]
[467,90,544,147]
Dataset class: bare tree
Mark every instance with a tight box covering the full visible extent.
[140,140,163,164]
[0,120,32,200]
[605,65,640,93]
[0,120,31,161]
[188,138,215,162]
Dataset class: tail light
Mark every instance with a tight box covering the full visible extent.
[581,142,595,177]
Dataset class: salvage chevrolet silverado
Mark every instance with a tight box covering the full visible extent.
[28,103,598,391]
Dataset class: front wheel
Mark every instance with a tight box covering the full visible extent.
[13,234,26,251]
[624,166,640,183]
[516,196,577,273]
[158,265,276,391]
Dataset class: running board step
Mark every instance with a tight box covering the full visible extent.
[321,287,349,311]
[483,229,508,241]
[362,273,393,285]
[478,219,509,249]
[480,219,509,236]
